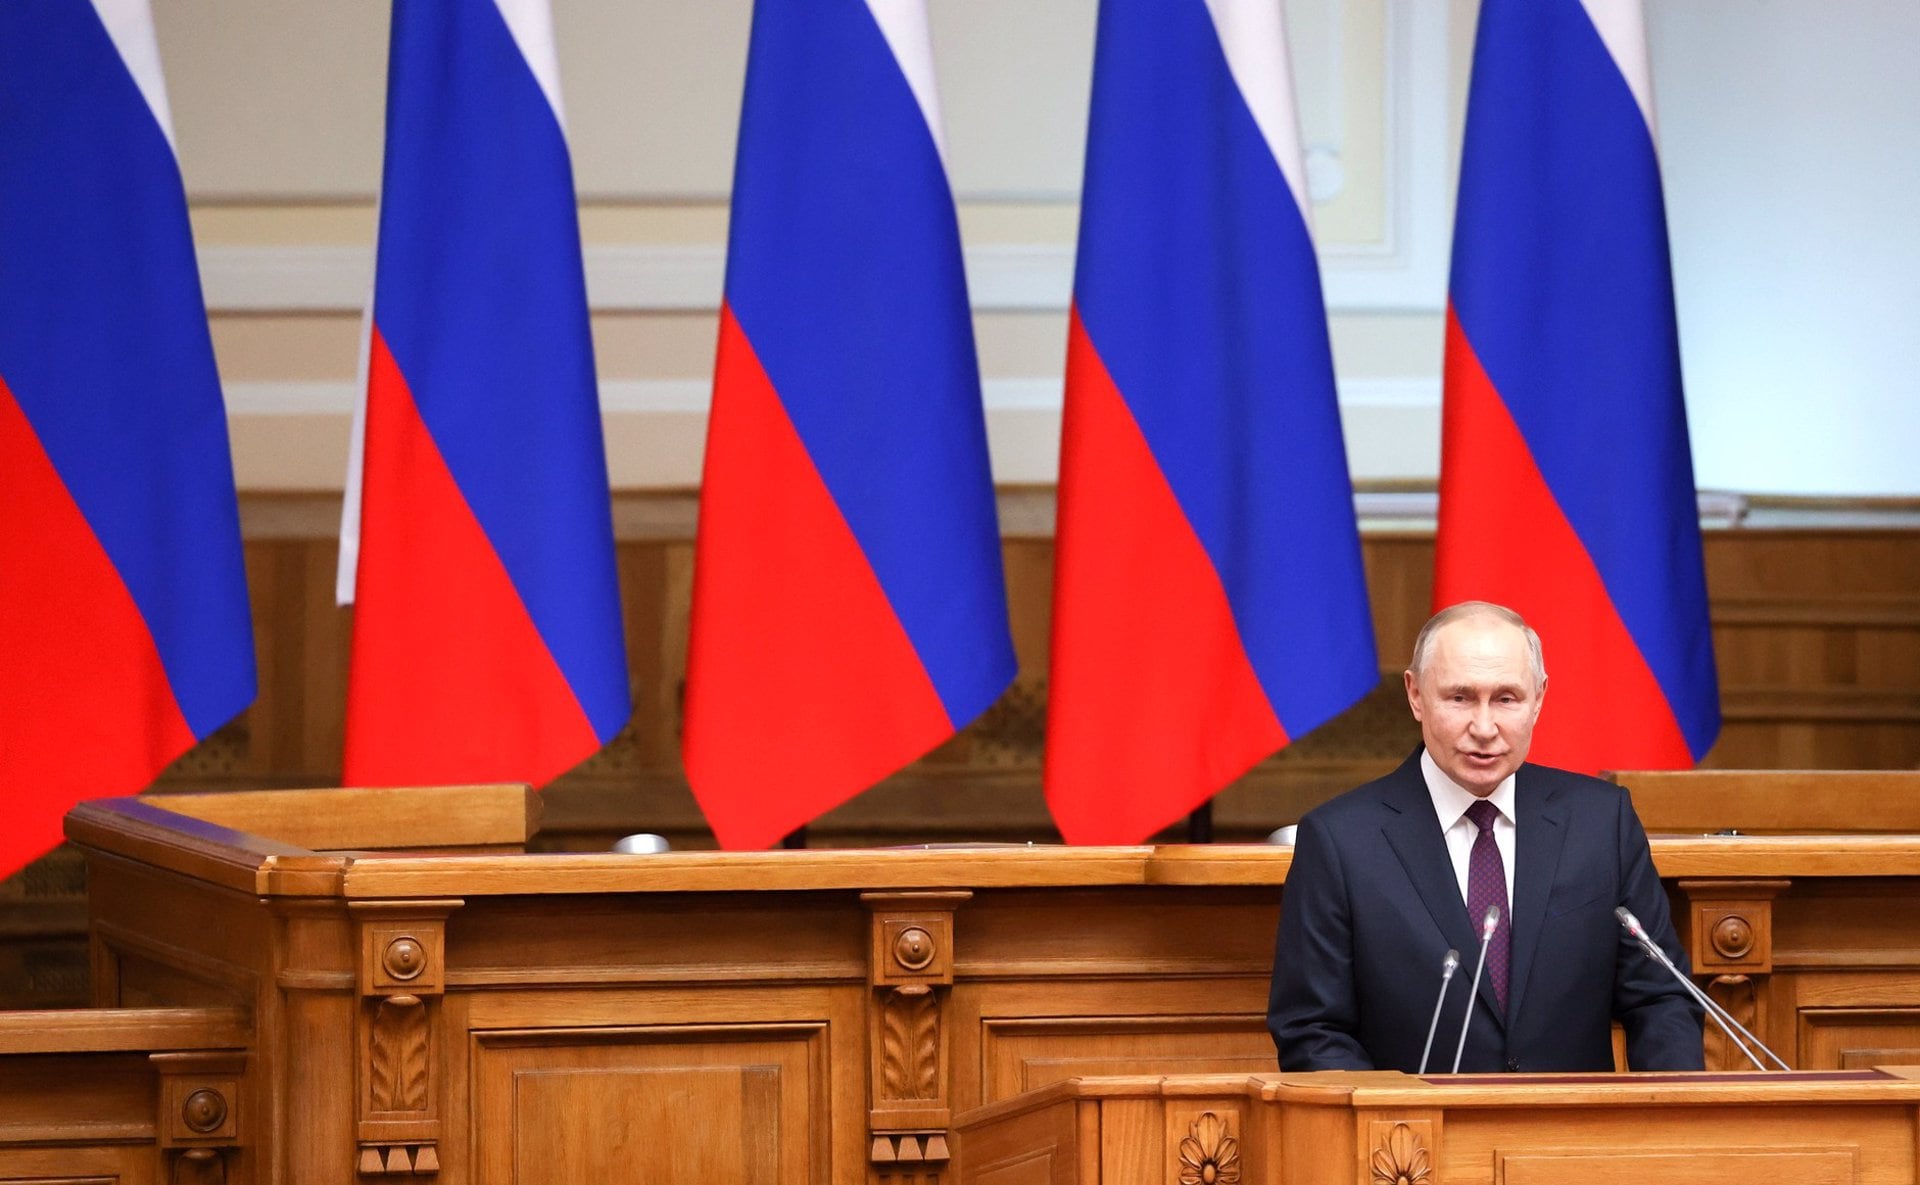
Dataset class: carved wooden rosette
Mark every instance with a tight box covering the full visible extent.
[353,899,460,1177]
[1176,1110,1241,1185]
[152,1049,246,1184]
[1676,879,1789,1070]
[863,891,971,1183]
[1366,1119,1435,1185]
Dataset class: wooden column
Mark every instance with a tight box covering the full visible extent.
[864,891,971,1185]
[1676,879,1790,1070]
[352,899,461,1177]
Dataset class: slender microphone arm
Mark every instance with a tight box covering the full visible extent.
[1450,905,1501,1074]
[1417,948,1461,1074]
[1615,907,1791,1071]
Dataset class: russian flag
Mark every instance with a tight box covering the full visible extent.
[340,0,631,787]
[1045,0,1378,845]
[683,0,1017,849]
[0,0,256,876]
[1435,0,1720,771]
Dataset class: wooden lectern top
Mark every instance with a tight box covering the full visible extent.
[955,1069,1920,1185]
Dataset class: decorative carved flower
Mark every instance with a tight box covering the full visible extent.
[1370,1122,1431,1185]
[1178,1112,1241,1185]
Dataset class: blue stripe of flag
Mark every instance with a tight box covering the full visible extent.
[723,0,1015,727]
[1072,0,1376,733]
[373,1,630,740]
[0,3,255,737]
[1449,0,1718,756]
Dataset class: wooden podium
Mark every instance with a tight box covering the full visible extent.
[7,776,1920,1183]
[952,1069,1920,1185]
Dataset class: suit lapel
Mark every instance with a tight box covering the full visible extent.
[1504,764,1568,1026]
[1377,759,1497,1030]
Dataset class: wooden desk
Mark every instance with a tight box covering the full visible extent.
[17,783,1920,1184]
[953,1069,1920,1185]
[0,1006,249,1183]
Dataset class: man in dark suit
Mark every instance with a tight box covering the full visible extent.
[1269,601,1703,1073]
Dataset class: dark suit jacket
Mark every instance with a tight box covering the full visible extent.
[1268,750,1704,1073]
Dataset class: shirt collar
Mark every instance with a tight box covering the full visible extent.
[1420,748,1517,830]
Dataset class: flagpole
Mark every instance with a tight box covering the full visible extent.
[1186,804,1214,844]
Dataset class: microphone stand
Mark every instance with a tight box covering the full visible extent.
[1417,949,1461,1074]
[1451,905,1501,1073]
[1615,907,1791,1071]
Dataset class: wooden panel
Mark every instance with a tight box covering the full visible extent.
[1498,1148,1855,1185]
[1800,1010,1920,1070]
[950,1099,1082,1185]
[0,1053,154,1144]
[471,1025,826,1185]
[0,1151,149,1184]
[1447,1103,1916,1185]
[445,894,866,986]
[949,976,1272,1116]
[978,1018,1272,1103]
[1095,1100,1161,1185]
[1616,770,1920,833]
[1276,1100,1351,1185]
[149,784,538,851]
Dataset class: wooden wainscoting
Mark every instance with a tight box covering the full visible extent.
[2,493,1917,1007]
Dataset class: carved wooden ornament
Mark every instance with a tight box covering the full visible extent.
[352,902,459,1176]
[1711,913,1755,960]
[880,985,940,1100]
[1703,974,1761,1072]
[1177,1111,1240,1185]
[370,994,432,1113]
[1369,1121,1432,1185]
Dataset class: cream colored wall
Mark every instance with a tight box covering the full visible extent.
[159,0,1468,492]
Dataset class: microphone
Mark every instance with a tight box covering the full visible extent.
[1417,948,1461,1074]
[1450,904,1501,1073]
[1615,907,1790,1071]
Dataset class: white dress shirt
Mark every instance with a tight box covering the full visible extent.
[1421,749,1517,910]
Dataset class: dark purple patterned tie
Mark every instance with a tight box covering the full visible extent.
[1464,799,1510,1014]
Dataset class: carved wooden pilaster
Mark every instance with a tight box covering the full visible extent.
[863,891,970,1183]
[1676,879,1788,1070]
[152,1050,245,1185]
[353,899,460,1177]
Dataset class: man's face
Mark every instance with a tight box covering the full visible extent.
[1404,615,1546,797]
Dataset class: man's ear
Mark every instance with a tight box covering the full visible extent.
[1404,669,1423,722]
